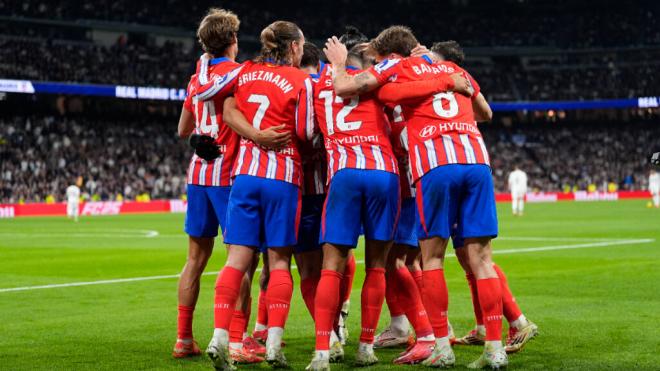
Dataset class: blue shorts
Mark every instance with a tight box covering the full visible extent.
[184,184,231,238]
[416,164,498,240]
[295,194,325,254]
[394,197,419,248]
[321,169,400,247]
[224,175,301,249]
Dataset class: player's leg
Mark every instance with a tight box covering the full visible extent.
[356,170,399,366]
[653,191,660,208]
[458,165,507,369]
[309,170,362,370]
[406,247,423,291]
[453,244,486,346]
[337,251,356,345]
[492,262,538,353]
[241,252,267,356]
[174,184,219,358]
[207,177,262,369]
[511,194,518,215]
[375,245,411,349]
[518,194,525,216]
[253,254,269,343]
[414,166,459,368]
[294,194,325,320]
[261,178,302,368]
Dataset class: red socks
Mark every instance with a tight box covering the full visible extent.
[476,277,503,341]
[422,269,449,338]
[266,269,293,328]
[360,268,386,344]
[300,275,320,320]
[394,267,433,338]
[466,273,484,326]
[177,305,194,340]
[314,269,343,350]
[341,254,356,303]
[214,266,244,330]
[493,264,523,322]
[256,289,268,328]
[229,309,246,343]
[385,270,405,317]
[411,270,424,292]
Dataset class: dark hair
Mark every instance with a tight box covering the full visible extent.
[339,25,368,51]
[196,8,240,56]
[301,43,322,69]
[257,21,303,64]
[431,40,465,65]
[370,25,418,57]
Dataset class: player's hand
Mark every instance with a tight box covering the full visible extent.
[449,73,474,97]
[254,124,291,150]
[324,36,348,67]
[188,134,220,161]
[411,44,435,60]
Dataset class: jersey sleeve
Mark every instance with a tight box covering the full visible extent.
[376,76,455,104]
[367,58,403,85]
[295,77,315,141]
[194,64,243,101]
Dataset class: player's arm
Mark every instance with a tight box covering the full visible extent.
[472,93,492,122]
[177,109,195,138]
[376,73,473,104]
[178,81,196,138]
[222,97,291,149]
[194,58,243,101]
[295,77,316,141]
[324,37,381,98]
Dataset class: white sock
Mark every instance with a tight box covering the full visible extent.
[177,338,193,344]
[435,336,450,348]
[330,330,340,345]
[242,332,248,341]
[229,342,243,350]
[390,315,409,334]
[266,327,283,350]
[212,328,229,346]
[654,194,660,207]
[418,334,435,342]
[341,300,350,313]
[486,340,503,351]
[255,323,267,332]
[476,325,486,335]
[510,314,528,330]
[315,350,330,359]
[518,200,525,213]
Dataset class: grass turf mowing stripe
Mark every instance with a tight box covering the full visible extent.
[0,237,652,293]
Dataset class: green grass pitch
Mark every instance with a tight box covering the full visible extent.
[1,200,659,370]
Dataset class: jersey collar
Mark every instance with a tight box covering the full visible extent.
[346,65,359,71]
[209,57,231,66]
[421,55,434,65]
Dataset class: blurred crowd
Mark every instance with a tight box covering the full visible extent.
[2,0,658,48]
[483,121,660,193]
[0,116,657,204]
[0,115,188,204]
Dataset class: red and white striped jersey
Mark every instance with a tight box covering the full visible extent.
[315,66,398,180]
[183,57,240,186]
[301,134,327,195]
[195,60,315,186]
[368,56,490,183]
[387,105,415,199]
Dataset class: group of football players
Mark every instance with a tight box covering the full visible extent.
[173,8,537,371]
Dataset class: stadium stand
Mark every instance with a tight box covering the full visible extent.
[1,0,658,203]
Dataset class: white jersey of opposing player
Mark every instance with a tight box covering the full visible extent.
[649,173,660,194]
[66,185,80,204]
[508,169,528,196]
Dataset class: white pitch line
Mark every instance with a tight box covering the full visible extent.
[0,230,160,239]
[0,238,654,293]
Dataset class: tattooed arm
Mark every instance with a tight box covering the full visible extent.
[324,36,381,98]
